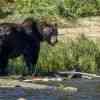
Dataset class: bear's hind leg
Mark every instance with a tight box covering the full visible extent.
[0,56,8,76]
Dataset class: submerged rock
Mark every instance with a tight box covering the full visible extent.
[63,87,78,92]
[58,86,78,94]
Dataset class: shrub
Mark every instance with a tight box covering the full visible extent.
[66,35,99,73]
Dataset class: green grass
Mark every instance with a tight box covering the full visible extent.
[15,0,100,18]
[0,0,100,20]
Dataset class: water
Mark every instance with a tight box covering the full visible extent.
[64,79,100,100]
[0,78,100,100]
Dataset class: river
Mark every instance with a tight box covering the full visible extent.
[0,78,100,100]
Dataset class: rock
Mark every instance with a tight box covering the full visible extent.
[82,75,93,79]
[61,86,78,94]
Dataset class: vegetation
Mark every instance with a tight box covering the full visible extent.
[15,0,100,19]
[0,0,100,19]
[0,0,100,75]
[8,35,100,74]
[58,0,100,18]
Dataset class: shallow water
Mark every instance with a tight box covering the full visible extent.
[0,78,100,100]
[64,79,100,100]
